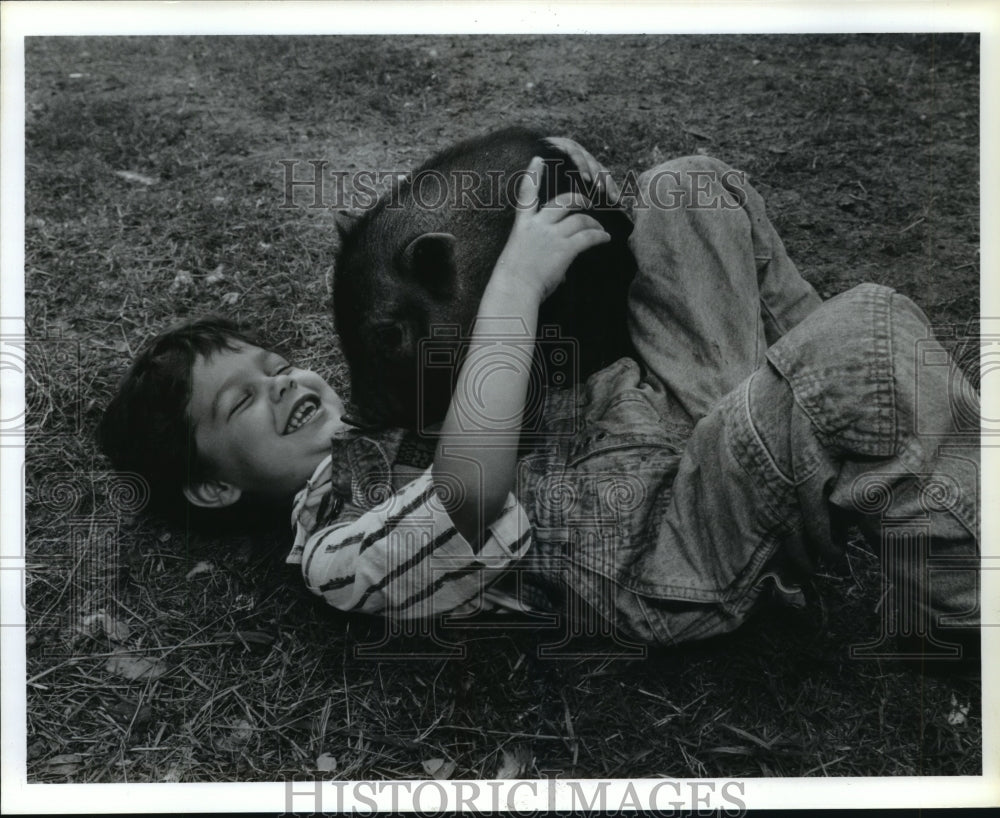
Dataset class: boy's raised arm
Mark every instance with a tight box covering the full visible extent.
[433,157,610,543]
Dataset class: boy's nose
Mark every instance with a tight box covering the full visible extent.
[270,374,295,402]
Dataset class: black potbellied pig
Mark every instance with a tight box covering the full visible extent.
[331,126,636,431]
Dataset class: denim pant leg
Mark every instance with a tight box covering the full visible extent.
[757,283,980,635]
[627,156,822,423]
[623,284,979,646]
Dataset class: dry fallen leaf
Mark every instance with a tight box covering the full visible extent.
[316,752,338,772]
[494,744,530,779]
[947,694,970,726]
[81,612,131,642]
[205,264,226,286]
[170,270,194,295]
[422,757,457,780]
[45,753,83,775]
[185,561,214,580]
[161,746,195,782]
[682,125,712,140]
[217,718,254,752]
[161,764,184,783]
[113,169,158,186]
[106,699,153,728]
[105,652,167,681]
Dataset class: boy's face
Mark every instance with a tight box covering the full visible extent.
[186,342,348,501]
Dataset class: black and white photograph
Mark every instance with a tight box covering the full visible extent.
[2,0,997,813]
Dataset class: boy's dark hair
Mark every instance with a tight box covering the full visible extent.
[97,316,260,517]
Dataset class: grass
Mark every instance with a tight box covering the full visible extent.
[23,34,980,781]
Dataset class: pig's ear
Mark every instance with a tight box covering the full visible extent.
[328,213,360,300]
[401,232,457,298]
[334,210,361,243]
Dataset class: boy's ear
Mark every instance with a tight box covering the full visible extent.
[183,479,242,509]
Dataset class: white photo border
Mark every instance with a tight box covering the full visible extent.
[2,0,998,813]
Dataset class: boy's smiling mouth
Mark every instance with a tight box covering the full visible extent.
[283,394,321,434]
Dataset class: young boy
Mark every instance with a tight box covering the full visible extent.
[99,152,980,650]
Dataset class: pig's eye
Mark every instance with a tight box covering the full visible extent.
[374,323,406,354]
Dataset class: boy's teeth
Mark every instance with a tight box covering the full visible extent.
[285,399,318,433]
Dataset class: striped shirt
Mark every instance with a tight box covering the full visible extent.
[287,455,533,618]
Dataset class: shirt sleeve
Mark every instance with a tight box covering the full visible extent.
[297,467,532,619]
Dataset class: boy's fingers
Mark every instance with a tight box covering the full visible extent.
[566,226,612,255]
[544,136,600,181]
[601,173,622,204]
[560,213,606,236]
[544,136,620,203]
[542,190,591,214]
[514,157,544,211]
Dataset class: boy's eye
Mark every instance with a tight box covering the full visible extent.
[228,389,253,418]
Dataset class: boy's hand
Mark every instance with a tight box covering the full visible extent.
[544,136,622,204]
[493,156,610,303]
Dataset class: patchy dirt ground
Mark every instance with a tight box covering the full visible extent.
[24,34,980,783]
